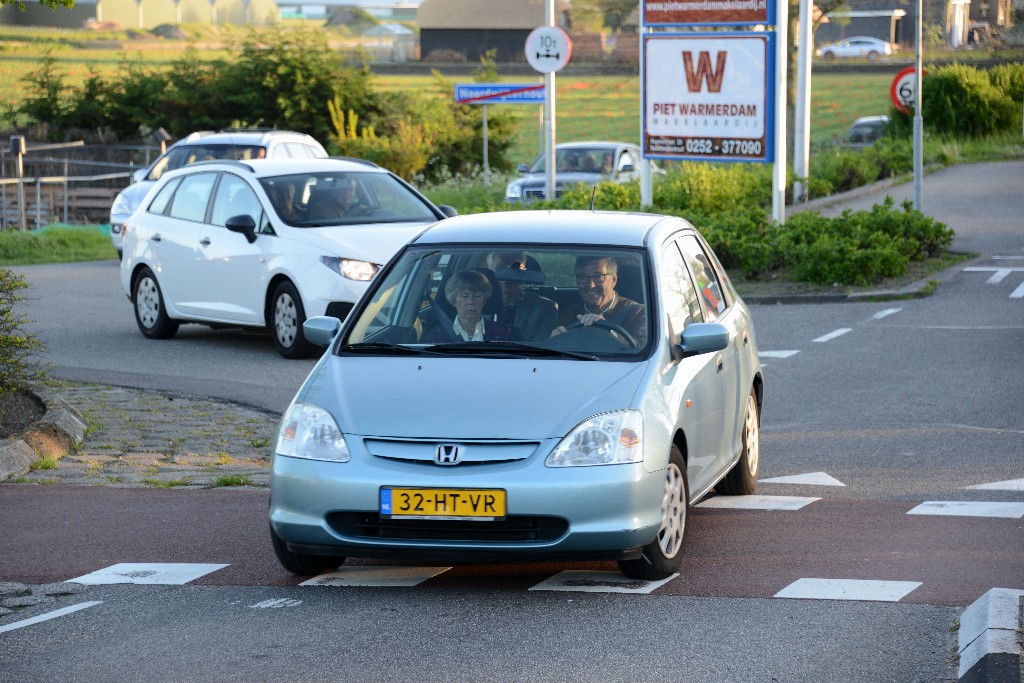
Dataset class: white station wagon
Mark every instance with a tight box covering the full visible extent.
[270,210,765,579]
[120,157,455,358]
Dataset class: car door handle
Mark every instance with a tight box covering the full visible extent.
[742,329,750,347]
[151,234,162,242]
[199,238,211,247]
[716,353,724,374]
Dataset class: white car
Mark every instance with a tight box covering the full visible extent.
[120,157,456,358]
[816,36,894,61]
[110,129,328,258]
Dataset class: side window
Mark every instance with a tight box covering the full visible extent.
[660,242,703,337]
[677,234,728,322]
[167,172,217,223]
[146,177,183,215]
[210,174,263,228]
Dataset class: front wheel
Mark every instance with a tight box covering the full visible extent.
[716,387,761,496]
[132,267,179,339]
[270,525,344,576]
[270,280,316,359]
[619,446,689,580]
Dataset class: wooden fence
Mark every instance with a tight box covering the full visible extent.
[0,174,130,230]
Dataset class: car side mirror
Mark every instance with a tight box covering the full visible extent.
[132,168,147,183]
[518,164,530,174]
[225,214,257,243]
[438,205,459,218]
[620,164,636,173]
[678,322,729,357]
[303,316,342,347]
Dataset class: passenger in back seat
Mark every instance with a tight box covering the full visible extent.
[486,251,559,341]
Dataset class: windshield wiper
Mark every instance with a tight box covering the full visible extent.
[340,342,425,355]
[425,341,597,360]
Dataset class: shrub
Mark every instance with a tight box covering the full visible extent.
[891,63,1019,137]
[0,268,45,393]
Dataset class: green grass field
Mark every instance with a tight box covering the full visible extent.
[1,25,898,165]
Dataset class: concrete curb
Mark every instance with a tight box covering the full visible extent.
[0,389,88,481]
[958,588,1024,683]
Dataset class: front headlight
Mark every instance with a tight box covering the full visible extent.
[320,256,378,281]
[505,183,522,199]
[276,402,350,462]
[110,191,134,216]
[546,410,643,467]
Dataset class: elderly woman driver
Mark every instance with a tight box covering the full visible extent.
[423,270,517,342]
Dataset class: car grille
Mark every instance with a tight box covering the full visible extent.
[327,512,568,543]
[523,189,564,202]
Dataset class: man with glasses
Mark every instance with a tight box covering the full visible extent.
[551,255,647,347]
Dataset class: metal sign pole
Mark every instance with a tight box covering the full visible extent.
[913,0,924,211]
[482,104,490,190]
[545,0,556,202]
[772,2,788,224]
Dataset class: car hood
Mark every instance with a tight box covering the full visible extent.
[298,223,434,265]
[111,180,156,218]
[298,356,646,440]
[511,172,606,189]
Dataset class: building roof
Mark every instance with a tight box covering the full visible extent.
[418,0,562,29]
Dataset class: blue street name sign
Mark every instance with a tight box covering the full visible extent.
[454,83,546,105]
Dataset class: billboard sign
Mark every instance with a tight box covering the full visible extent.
[643,33,775,163]
[642,0,773,27]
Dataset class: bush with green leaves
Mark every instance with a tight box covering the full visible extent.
[890,63,1023,137]
[0,268,44,393]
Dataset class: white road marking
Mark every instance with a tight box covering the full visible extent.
[759,472,846,487]
[67,563,229,585]
[529,570,675,594]
[300,566,451,587]
[758,350,800,359]
[872,308,902,319]
[775,578,921,602]
[966,477,1024,492]
[0,601,103,634]
[907,501,1024,519]
[1011,281,1024,299]
[963,267,1022,284]
[251,598,303,609]
[696,495,820,510]
[812,328,851,343]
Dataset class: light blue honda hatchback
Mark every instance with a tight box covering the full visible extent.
[270,210,764,580]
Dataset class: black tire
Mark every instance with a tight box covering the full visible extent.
[716,388,760,496]
[270,280,316,359]
[619,445,689,580]
[270,525,343,575]
[823,51,835,61]
[867,51,880,62]
[132,267,179,339]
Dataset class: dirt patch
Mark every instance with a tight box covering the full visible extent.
[0,389,45,440]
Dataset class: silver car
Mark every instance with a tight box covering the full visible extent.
[270,210,764,580]
[816,36,894,61]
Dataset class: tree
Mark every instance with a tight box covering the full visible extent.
[1,0,75,9]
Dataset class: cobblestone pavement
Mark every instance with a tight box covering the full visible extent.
[9,383,278,488]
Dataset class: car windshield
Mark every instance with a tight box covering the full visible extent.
[529,148,613,175]
[259,172,438,227]
[147,144,266,181]
[341,244,652,360]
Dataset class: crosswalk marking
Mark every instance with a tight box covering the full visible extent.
[758,350,800,359]
[67,563,228,585]
[300,566,451,587]
[872,308,902,319]
[0,601,103,634]
[530,570,675,594]
[696,494,820,510]
[966,477,1024,492]
[760,472,846,487]
[907,501,1024,519]
[774,578,921,602]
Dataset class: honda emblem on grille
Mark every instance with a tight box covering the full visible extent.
[434,444,462,466]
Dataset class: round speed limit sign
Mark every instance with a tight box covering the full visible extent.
[891,66,921,114]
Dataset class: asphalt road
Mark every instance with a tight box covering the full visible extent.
[3,162,1023,682]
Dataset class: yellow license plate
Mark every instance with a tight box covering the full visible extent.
[380,488,506,520]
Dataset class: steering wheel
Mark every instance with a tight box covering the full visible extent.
[564,320,640,349]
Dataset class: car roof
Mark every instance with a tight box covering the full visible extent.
[161,157,387,179]
[173,129,321,148]
[850,115,891,127]
[555,141,634,150]
[410,210,686,248]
